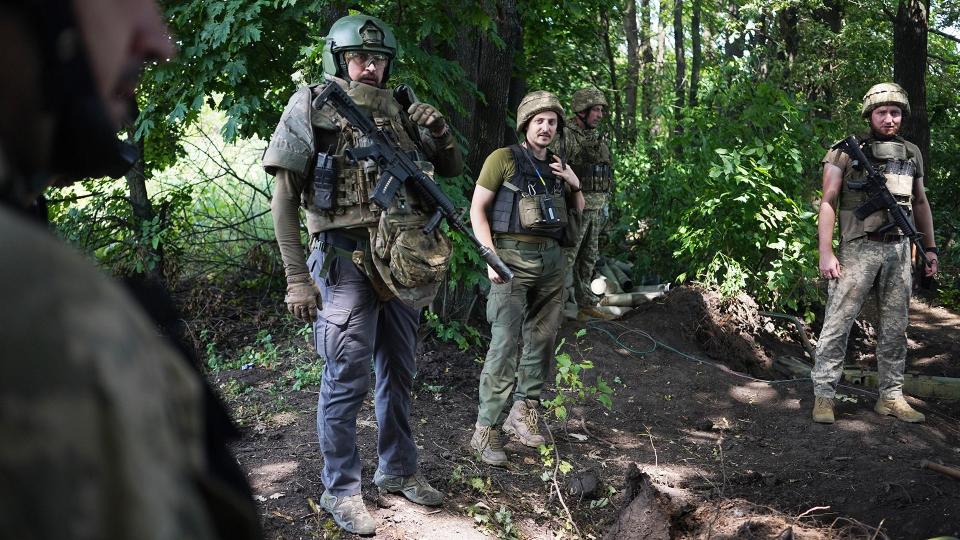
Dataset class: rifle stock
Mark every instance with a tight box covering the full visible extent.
[314,83,515,282]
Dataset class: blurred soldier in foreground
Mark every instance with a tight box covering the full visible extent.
[468,91,584,465]
[556,87,615,320]
[263,14,463,535]
[812,82,939,424]
[0,1,260,538]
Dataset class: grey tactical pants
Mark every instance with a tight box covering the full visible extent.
[812,237,913,400]
[477,238,564,427]
[308,237,419,497]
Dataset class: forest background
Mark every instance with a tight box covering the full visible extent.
[50,0,960,323]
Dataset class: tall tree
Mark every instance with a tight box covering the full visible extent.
[725,2,744,59]
[688,0,701,107]
[449,0,522,175]
[640,0,654,132]
[894,0,930,168]
[673,0,686,116]
[600,5,623,142]
[624,0,640,142]
[777,4,800,82]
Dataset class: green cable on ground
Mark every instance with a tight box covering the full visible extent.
[585,320,809,385]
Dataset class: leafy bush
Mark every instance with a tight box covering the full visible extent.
[611,81,829,313]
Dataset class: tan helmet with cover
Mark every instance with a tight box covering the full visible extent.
[571,87,608,114]
[516,90,564,133]
[861,82,911,118]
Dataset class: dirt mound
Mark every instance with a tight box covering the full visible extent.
[663,285,775,377]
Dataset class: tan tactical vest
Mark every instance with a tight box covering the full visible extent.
[837,137,921,243]
[262,76,450,308]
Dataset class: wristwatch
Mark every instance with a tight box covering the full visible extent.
[924,246,939,256]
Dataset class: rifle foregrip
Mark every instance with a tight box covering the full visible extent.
[481,246,514,282]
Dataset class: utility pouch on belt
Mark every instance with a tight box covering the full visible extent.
[312,152,337,211]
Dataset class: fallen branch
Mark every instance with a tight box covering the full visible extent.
[544,423,584,539]
[920,459,960,481]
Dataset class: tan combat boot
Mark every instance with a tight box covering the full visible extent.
[503,399,547,447]
[812,396,835,424]
[470,423,508,466]
[875,396,925,423]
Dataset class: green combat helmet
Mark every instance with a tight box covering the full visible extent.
[516,90,565,133]
[570,87,608,114]
[322,14,399,83]
[861,82,910,117]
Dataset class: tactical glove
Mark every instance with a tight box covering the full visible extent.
[407,102,447,137]
[285,273,321,322]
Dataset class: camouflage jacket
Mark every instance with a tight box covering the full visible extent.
[0,203,256,539]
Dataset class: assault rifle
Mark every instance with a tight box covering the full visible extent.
[314,82,514,282]
[832,135,931,267]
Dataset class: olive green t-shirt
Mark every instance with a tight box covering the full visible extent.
[476,147,558,192]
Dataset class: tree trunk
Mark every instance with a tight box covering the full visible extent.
[673,0,686,120]
[652,0,669,138]
[725,3,744,59]
[688,0,701,107]
[640,0,654,134]
[780,6,800,73]
[624,0,640,143]
[814,0,844,110]
[894,0,930,168]
[448,0,522,176]
[124,132,162,284]
[600,6,623,143]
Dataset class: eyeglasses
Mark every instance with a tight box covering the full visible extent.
[344,51,390,69]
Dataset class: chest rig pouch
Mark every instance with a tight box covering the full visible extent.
[489,146,566,241]
[518,182,566,229]
[571,131,613,193]
[305,80,451,308]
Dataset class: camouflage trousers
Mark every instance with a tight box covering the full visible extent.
[477,238,564,427]
[564,203,606,307]
[812,237,912,400]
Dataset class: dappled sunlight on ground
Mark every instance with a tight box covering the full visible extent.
[376,496,490,539]
[727,381,779,405]
[249,460,299,494]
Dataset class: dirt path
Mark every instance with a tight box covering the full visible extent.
[213,287,960,539]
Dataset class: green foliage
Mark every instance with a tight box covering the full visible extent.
[613,81,827,312]
[49,179,192,278]
[467,502,518,540]
[424,309,482,350]
[286,359,325,390]
[206,329,279,372]
[542,332,615,422]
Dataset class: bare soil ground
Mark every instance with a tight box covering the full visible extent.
[199,285,960,539]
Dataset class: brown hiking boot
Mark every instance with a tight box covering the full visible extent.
[503,399,547,447]
[470,423,508,466]
[875,396,925,423]
[812,396,835,424]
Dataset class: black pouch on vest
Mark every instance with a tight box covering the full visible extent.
[312,152,337,211]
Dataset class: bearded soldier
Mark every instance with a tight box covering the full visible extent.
[468,91,585,465]
[263,14,463,534]
[0,1,260,538]
[811,83,939,424]
[558,87,614,319]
